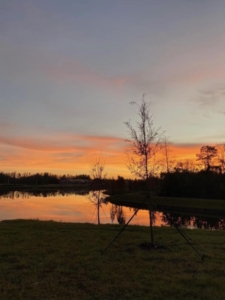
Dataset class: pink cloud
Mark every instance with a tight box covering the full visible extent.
[38,56,151,92]
[168,67,225,85]
[39,58,131,89]
[0,133,126,153]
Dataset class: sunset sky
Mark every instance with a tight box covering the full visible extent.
[1,0,225,177]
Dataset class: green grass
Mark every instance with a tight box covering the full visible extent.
[106,192,225,215]
[0,220,225,300]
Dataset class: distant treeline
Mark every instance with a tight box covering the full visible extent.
[159,144,225,200]
[159,170,225,200]
[107,172,225,200]
[105,144,225,199]
[0,172,91,185]
[1,143,225,199]
[1,169,225,200]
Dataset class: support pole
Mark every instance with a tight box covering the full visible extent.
[165,213,204,260]
[101,208,139,255]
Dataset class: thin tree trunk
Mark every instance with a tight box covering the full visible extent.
[149,209,154,245]
[164,138,170,173]
[147,192,154,245]
[97,190,100,225]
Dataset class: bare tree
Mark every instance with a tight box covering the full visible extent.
[125,97,163,245]
[90,156,106,181]
[162,137,175,173]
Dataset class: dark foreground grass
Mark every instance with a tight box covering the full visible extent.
[0,220,225,300]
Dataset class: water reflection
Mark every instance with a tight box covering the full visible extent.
[0,190,224,229]
[162,213,225,230]
[110,204,126,224]
[0,189,88,199]
[88,190,106,225]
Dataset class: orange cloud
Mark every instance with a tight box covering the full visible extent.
[0,131,205,177]
[0,133,125,152]
[170,143,202,160]
[0,133,128,176]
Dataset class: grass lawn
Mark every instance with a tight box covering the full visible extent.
[0,220,225,300]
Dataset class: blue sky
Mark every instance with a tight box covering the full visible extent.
[0,0,224,175]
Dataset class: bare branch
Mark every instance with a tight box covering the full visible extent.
[125,98,164,180]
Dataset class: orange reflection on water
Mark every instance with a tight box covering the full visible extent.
[0,194,95,223]
[0,192,167,227]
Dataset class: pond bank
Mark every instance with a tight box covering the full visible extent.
[106,192,225,216]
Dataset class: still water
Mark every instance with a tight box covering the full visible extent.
[0,190,224,230]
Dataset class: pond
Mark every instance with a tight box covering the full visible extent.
[0,190,224,230]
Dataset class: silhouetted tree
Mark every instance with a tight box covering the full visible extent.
[163,137,174,173]
[116,176,126,194]
[75,174,91,180]
[125,97,163,245]
[196,146,217,171]
[216,143,225,173]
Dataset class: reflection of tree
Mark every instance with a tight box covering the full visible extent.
[161,212,225,230]
[0,189,89,199]
[0,191,29,199]
[89,156,106,225]
[161,213,191,227]
[110,204,117,223]
[148,210,156,226]
[218,218,225,230]
[110,204,126,224]
[194,216,225,230]
[88,190,106,224]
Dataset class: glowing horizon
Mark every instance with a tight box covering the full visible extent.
[0,131,208,178]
